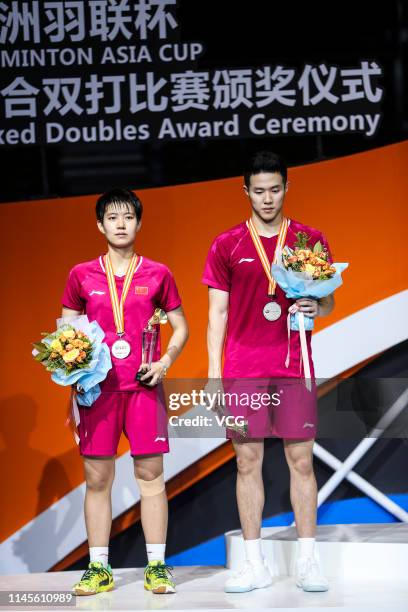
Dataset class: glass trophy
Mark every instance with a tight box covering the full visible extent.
[141,327,157,368]
[135,308,168,383]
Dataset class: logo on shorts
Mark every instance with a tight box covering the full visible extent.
[135,286,149,295]
[154,436,166,442]
[239,258,255,264]
[89,290,105,296]
[303,422,315,429]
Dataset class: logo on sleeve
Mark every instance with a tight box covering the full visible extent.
[303,422,315,429]
[135,286,149,295]
[238,258,255,264]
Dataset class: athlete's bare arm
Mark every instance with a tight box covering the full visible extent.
[160,306,189,369]
[61,307,83,317]
[139,305,189,385]
[207,287,229,378]
[318,294,334,316]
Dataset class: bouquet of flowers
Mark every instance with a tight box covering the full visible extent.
[271,231,348,388]
[33,327,93,372]
[32,315,112,407]
[282,232,337,280]
[272,231,348,332]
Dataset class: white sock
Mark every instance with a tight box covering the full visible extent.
[146,543,166,563]
[298,537,315,559]
[89,546,109,567]
[244,538,264,565]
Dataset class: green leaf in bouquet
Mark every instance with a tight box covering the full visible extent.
[32,342,47,352]
[313,241,323,254]
[294,231,310,249]
[59,324,75,333]
[34,352,48,362]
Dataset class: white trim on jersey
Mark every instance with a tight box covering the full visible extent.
[134,256,143,275]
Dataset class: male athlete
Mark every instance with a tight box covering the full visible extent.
[61,188,188,595]
[202,151,334,593]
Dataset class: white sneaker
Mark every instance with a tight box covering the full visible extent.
[224,560,272,593]
[295,556,329,592]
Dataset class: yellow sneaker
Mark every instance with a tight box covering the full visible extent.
[144,560,176,594]
[73,561,114,596]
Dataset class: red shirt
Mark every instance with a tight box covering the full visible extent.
[202,219,332,378]
[62,255,181,391]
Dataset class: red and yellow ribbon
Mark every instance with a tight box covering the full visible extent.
[104,253,139,335]
[246,217,290,296]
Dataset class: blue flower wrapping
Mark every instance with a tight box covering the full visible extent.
[43,315,112,406]
[271,262,349,330]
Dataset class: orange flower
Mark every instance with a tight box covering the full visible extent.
[297,249,313,260]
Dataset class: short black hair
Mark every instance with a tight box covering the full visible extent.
[96,188,143,223]
[244,151,287,188]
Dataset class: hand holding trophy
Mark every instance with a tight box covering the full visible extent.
[203,378,248,437]
[136,308,168,386]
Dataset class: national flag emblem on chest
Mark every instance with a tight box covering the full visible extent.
[135,286,149,295]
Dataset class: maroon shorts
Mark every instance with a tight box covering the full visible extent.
[223,378,317,441]
[78,386,169,457]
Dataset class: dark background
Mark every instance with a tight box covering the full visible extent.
[1,0,407,203]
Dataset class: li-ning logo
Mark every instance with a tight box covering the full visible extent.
[89,290,105,296]
[135,286,149,295]
[238,258,255,264]
[303,422,315,429]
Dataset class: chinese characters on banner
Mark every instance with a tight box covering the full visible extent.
[0,0,383,146]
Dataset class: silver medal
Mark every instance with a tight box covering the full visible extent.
[263,301,282,321]
[111,339,131,359]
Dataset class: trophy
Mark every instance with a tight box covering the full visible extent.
[135,308,168,383]
[204,380,248,437]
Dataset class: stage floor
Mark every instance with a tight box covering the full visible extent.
[0,566,407,612]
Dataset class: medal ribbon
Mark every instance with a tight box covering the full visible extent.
[104,253,139,335]
[286,303,312,391]
[246,217,290,296]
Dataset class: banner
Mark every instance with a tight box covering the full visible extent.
[0,0,383,146]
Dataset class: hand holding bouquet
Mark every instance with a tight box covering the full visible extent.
[272,231,348,332]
